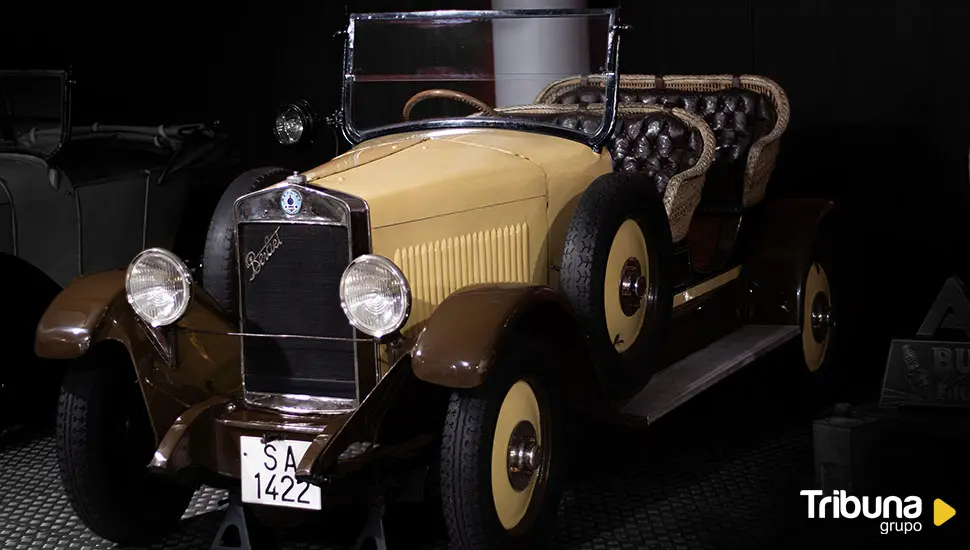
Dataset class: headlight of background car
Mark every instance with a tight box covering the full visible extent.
[125,248,193,327]
[273,100,316,146]
[339,255,411,338]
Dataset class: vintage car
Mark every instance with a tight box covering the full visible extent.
[35,8,846,550]
[0,69,238,428]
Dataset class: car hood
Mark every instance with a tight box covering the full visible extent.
[304,129,551,229]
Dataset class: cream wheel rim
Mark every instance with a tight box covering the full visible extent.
[491,379,543,531]
[604,219,649,353]
[802,262,832,372]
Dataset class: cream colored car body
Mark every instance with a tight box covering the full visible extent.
[303,127,613,332]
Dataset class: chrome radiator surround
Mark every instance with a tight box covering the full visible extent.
[232,179,377,415]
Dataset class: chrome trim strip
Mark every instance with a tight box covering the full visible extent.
[340,8,621,151]
[179,327,376,344]
[215,418,332,435]
[673,265,743,308]
[352,8,616,20]
[244,392,356,416]
[234,181,349,225]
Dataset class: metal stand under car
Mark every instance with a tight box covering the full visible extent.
[353,497,389,550]
[813,276,970,495]
[209,492,390,550]
[211,493,260,550]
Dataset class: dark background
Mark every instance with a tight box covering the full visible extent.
[10,0,970,393]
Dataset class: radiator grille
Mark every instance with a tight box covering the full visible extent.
[238,222,356,399]
[393,223,531,327]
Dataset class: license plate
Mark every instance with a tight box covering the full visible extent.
[239,436,322,510]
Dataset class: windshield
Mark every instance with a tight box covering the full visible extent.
[0,71,68,158]
[343,9,618,147]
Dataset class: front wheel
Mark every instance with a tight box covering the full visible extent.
[559,172,674,399]
[56,344,193,545]
[440,354,563,550]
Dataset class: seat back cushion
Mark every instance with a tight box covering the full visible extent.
[550,87,775,164]
[610,110,704,197]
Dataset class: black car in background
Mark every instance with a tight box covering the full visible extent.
[0,69,240,428]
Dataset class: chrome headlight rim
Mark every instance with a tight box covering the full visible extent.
[273,100,316,146]
[124,247,194,328]
[339,254,412,339]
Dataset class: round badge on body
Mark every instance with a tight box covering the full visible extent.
[281,188,303,215]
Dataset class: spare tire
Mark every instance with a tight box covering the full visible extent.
[202,167,291,318]
[559,171,674,399]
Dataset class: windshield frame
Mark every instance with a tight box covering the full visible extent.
[0,69,72,160]
[340,8,620,151]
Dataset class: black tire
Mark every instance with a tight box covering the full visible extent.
[559,171,674,398]
[202,166,290,317]
[440,342,564,550]
[56,344,193,545]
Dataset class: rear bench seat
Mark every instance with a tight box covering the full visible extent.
[497,103,714,243]
[535,74,790,213]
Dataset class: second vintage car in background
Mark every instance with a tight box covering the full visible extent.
[0,69,240,428]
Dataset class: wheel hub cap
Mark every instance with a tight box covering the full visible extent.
[507,420,542,491]
[619,257,647,316]
[810,292,834,342]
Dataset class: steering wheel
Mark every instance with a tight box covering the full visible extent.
[402,89,497,121]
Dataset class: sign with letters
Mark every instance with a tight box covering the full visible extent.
[881,277,970,408]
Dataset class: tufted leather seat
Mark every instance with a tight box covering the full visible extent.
[553,87,775,164]
[609,111,705,197]
[539,75,787,212]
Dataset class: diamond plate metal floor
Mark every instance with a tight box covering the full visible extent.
[1,350,966,549]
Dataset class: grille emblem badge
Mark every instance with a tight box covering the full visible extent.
[245,226,283,282]
[281,188,303,215]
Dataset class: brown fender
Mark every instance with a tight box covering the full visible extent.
[411,283,593,389]
[742,198,839,325]
[35,269,242,439]
[34,270,131,359]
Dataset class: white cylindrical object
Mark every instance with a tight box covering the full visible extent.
[491,0,589,107]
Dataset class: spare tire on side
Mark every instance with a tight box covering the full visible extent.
[559,171,674,399]
[202,166,291,318]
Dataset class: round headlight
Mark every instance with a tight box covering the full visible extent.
[274,101,315,146]
[125,248,193,327]
[339,255,411,338]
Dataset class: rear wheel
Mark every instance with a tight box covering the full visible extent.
[802,261,834,375]
[799,238,853,402]
[56,344,192,545]
[440,345,563,550]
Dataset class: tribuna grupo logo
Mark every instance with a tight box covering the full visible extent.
[800,490,923,534]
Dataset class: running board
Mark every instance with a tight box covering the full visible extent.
[620,325,801,424]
